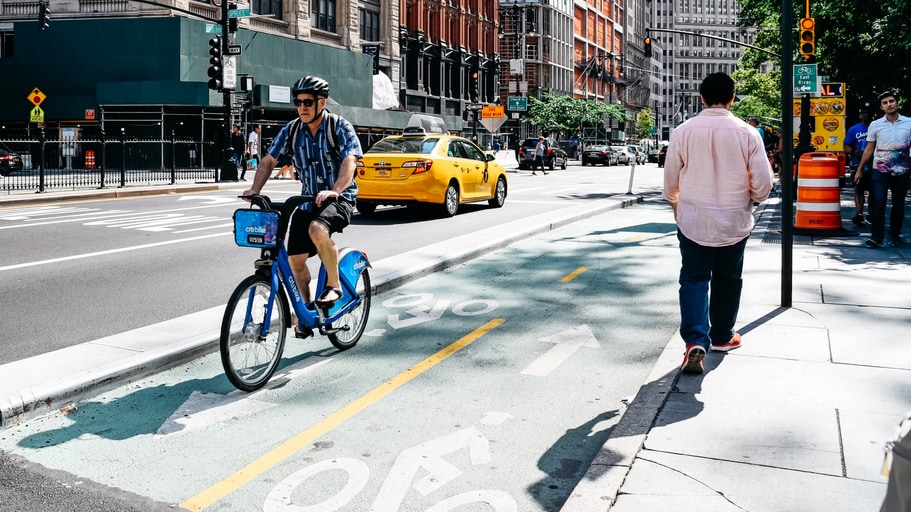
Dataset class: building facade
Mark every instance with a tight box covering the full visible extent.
[652,0,756,139]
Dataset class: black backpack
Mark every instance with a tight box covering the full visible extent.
[280,112,341,163]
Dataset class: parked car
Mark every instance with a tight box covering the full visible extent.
[0,144,24,176]
[355,123,508,217]
[610,145,632,165]
[517,138,568,171]
[581,145,618,166]
[657,144,668,167]
[627,145,647,164]
[647,148,660,163]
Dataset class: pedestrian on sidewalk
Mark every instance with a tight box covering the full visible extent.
[663,72,773,374]
[856,90,911,248]
[231,124,246,177]
[845,103,874,225]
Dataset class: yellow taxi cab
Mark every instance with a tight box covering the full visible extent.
[355,117,508,217]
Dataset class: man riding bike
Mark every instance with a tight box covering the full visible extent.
[242,76,363,328]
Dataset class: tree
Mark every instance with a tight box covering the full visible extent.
[635,108,656,140]
[737,0,911,108]
[526,93,626,139]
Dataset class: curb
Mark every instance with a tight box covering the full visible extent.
[1,194,643,427]
[558,333,681,511]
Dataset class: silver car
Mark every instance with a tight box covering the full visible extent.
[610,145,631,165]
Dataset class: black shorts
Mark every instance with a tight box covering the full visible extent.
[287,199,354,257]
[854,164,872,192]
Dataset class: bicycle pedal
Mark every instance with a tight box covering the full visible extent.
[294,326,314,339]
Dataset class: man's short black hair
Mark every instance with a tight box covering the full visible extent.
[699,72,736,106]
[878,90,898,104]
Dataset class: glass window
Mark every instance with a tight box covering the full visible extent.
[359,8,379,41]
[367,137,441,154]
[312,0,336,32]
[252,0,282,20]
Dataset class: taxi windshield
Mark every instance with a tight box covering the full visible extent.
[368,137,441,154]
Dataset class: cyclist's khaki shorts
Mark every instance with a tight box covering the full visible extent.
[287,199,354,257]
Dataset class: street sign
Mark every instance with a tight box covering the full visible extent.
[794,63,818,94]
[481,105,505,119]
[480,116,507,133]
[507,96,527,111]
[228,8,250,17]
[205,24,222,34]
[30,105,45,123]
[227,44,242,56]
[28,87,46,106]
[223,56,237,90]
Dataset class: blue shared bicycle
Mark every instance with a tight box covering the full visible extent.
[221,194,372,391]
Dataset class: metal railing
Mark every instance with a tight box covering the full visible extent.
[1,133,221,194]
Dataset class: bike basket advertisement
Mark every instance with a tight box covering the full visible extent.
[233,209,279,248]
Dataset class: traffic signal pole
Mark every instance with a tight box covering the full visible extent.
[218,0,236,181]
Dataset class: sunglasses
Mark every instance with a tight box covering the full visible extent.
[293,98,317,107]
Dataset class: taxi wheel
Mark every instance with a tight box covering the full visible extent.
[488,176,506,208]
[442,183,459,217]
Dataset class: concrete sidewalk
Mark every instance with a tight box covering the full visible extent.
[562,196,911,511]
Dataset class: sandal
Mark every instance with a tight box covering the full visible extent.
[315,286,343,307]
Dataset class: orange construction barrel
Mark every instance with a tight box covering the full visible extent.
[795,152,842,231]
[85,150,96,170]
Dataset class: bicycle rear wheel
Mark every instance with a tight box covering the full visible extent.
[220,275,288,391]
[328,269,371,350]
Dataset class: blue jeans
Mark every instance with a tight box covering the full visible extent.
[869,170,910,243]
[677,230,748,350]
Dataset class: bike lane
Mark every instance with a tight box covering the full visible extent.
[0,200,682,511]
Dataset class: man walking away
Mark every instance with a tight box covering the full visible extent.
[663,72,773,374]
[856,90,911,248]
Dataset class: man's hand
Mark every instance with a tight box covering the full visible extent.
[241,189,258,200]
[854,169,863,184]
[315,190,339,207]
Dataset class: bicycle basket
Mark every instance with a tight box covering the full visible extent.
[233,209,279,249]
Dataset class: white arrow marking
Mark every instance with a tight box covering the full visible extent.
[520,324,601,377]
[387,300,450,329]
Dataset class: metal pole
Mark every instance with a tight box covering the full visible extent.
[37,128,46,194]
[170,130,177,184]
[120,127,126,188]
[780,0,794,307]
[99,129,106,189]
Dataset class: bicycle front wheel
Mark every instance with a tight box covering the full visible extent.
[328,268,371,350]
[220,275,288,392]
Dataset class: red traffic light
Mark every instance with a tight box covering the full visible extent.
[800,18,815,30]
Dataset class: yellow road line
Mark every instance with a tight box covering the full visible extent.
[559,266,588,283]
[180,318,505,511]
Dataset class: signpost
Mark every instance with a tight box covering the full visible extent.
[28,88,47,123]
[481,106,505,119]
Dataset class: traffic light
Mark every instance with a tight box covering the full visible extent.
[799,17,815,60]
[470,72,479,102]
[644,36,652,58]
[207,36,223,90]
[228,2,238,33]
[38,0,49,30]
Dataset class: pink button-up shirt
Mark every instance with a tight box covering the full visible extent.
[663,107,773,247]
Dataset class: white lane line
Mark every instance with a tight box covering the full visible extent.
[0,232,230,272]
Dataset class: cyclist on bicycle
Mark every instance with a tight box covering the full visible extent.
[243,75,363,312]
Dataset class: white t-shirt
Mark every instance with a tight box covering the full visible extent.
[247,131,259,156]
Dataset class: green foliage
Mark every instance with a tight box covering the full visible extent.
[730,65,782,124]
[526,93,627,138]
[636,108,656,138]
[737,0,911,108]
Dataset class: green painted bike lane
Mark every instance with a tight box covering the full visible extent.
[0,200,683,511]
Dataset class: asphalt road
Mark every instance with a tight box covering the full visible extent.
[0,193,682,511]
[0,162,663,364]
